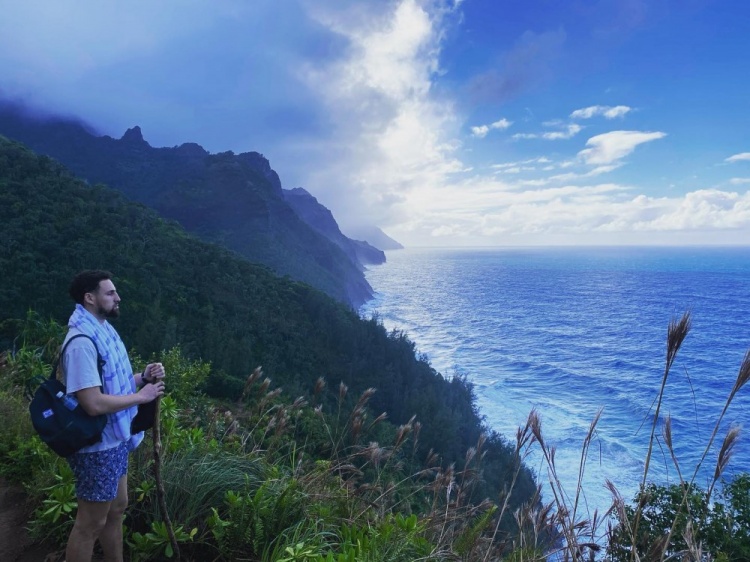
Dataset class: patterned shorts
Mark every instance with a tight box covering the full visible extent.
[67,442,129,502]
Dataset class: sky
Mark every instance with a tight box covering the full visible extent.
[1,0,749,247]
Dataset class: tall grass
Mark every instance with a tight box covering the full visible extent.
[3,312,748,561]
[466,311,749,561]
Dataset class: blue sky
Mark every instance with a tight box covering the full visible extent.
[1,0,749,246]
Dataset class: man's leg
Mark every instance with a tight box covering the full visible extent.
[66,443,130,562]
[98,474,128,562]
[66,498,112,562]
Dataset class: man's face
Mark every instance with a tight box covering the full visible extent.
[89,279,121,319]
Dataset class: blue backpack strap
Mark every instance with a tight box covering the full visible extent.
[53,334,105,386]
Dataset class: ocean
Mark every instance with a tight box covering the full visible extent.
[359,246,750,516]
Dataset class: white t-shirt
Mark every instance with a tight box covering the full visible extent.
[62,328,124,453]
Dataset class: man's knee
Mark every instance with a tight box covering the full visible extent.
[72,504,110,539]
[108,494,128,519]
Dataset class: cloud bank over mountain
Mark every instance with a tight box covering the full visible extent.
[1,0,748,246]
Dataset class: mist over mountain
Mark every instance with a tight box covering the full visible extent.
[344,223,404,251]
[0,101,398,308]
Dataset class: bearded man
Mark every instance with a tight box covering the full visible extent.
[62,270,165,562]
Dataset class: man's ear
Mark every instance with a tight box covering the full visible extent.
[83,291,96,306]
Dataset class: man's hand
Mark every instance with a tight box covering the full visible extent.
[138,380,165,403]
[143,362,166,384]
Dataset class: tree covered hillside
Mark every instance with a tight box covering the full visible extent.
[0,136,537,506]
[0,104,372,307]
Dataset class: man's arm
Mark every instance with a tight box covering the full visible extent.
[76,382,164,416]
[63,336,166,416]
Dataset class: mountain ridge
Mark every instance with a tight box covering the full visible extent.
[0,102,386,307]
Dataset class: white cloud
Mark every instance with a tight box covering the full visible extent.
[513,123,582,140]
[542,123,582,140]
[471,125,489,138]
[726,152,750,163]
[549,164,621,182]
[730,178,750,185]
[578,130,666,165]
[490,118,512,130]
[471,117,512,137]
[570,105,632,119]
[303,0,465,228]
[490,156,552,170]
[391,178,750,245]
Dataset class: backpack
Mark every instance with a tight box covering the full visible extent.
[29,334,108,457]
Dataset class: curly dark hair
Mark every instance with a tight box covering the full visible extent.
[69,270,114,304]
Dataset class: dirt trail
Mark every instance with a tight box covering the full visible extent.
[0,478,61,561]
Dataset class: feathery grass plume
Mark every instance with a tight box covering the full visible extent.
[528,404,611,561]
[350,414,363,443]
[362,441,389,468]
[662,414,685,483]
[484,413,540,562]
[259,377,271,394]
[662,415,673,451]
[636,310,691,553]
[682,520,705,562]
[367,411,388,432]
[412,420,422,451]
[730,348,750,400]
[605,480,629,536]
[631,310,692,558]
[354,387,377,410]
[465,446,477,467]
[708,424,740,500]
[338,381,348,402]
[571,408,603,525]
[688,347,750,501]
[313,376,326,396]
[239,366,263,403]
[666,311,691,372]
[528,409,544,449]
[504,494,549,561]
[256,387,282,416]
[426,449,440,468]
[394,415,417,450]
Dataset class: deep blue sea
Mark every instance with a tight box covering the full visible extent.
[360,246,750,515]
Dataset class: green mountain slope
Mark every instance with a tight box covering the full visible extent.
[0,104,372,307]
[0,136,537,505]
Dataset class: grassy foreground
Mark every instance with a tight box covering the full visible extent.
[1,311,748,561]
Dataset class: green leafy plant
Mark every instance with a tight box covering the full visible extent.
[276,541,323,561]
[28,471,78,545]
[127,520,197,561]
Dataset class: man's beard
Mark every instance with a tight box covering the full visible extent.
[98,305,120,319]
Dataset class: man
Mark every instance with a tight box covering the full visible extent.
[62,270,165,562]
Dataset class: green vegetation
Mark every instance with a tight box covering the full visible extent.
[4,311,749,561]
[1,317,546,560]
[1,136,542,557]
[0,135,537,507]
[2,136,749,560]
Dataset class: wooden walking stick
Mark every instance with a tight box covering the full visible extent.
[152,395,181,561]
